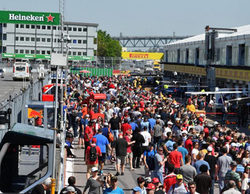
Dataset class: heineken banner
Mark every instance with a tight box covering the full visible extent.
[0,10,60,25]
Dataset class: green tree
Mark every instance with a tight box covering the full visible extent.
[97,30,122,57]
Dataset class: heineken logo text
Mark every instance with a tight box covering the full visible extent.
[9,14,45,22]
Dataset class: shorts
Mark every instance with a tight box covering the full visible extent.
[126,152,133,159]
[87,163,98,174]
[116,156,126,165]
[98,153,106,163]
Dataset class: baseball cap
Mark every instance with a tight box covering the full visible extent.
[214,121,219,125]
[63,186,76,193]
[207,146,213,152]
[176,174,183,180]
[92,138,97,143]
[133,186,142,192]
[145,177,151,183]
[231,143,237,147]
[152,177,160,184]
[167,121,173,125]
[104,122,109,126]
[146,183,156,190]
[91,167,98,172]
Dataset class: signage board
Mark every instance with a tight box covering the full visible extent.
[0,10,60,25]
[51,53,67,66]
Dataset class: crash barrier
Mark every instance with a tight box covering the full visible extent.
[0,75,49,142]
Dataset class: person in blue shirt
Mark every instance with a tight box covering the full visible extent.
[104,176,124,194]
[143,143,156,177]
[140,117,150,132]
[93,129,111,174]
[165,134,176,152]
[177,139,188,164]
[148,115,156,132]
[194,151,210,174]
[130,118,139,131]
[102,123,109,138]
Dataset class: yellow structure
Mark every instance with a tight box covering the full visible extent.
[122,52,164,60]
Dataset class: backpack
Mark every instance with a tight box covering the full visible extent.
[89,146,97,162]
[146,151,156,170]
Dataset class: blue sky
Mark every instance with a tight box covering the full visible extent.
[1,0,249,36]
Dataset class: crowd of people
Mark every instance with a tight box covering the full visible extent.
[62,74,249,194]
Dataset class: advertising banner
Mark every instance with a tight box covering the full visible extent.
[0,10,60,25]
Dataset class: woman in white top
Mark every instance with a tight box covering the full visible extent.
[191,142,199,165]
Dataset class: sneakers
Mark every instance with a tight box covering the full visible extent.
[115,172,120,176]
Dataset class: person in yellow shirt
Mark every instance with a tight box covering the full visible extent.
[186,98,196,113]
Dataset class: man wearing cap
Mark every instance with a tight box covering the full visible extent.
[103,176,124,194]
[63,186,77,194]
[224,161,242,191]
[146,183,155,194]
[152,178,164,194]
[83,167,102,194]
[216,147,233,192]
[153,147,167,184]
[204,146,217,194]
[168,174,188,194]
[94,129,111,174]
[31,178,52,194]
[86,138,102,179]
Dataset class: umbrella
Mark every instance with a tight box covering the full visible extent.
[80,70,91,73]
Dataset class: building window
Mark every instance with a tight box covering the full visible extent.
[16,24,19,28]
[73,52,76,55]
[41,50,45,54]
[25,50,29,54]
[3,34,7,40]
[185,49,189,63]
[15,37,19,41]
[83,40,87,44]
[26,37,30,41]
[73,40,77,44]
[2,46,6,53]
[20,24,24,28]
[47,38,51,42]
[42,38,46,42]
[216,48,220,61]
[3,23,7,27]
[68,27,72,31]
[83,28,87,32]
[238,44,245,65]
[78,52,81,56]
[54,38,57,42]
[47,26,51,30]
[37,38,40,42]
[47,50,51,54]
[78,28,82,32]
[195,48,199,65]
[68,51,71,55]
[53,26,56,30]
[15,49,18,53]
[36,50,40,54]
[64,27,67,31]
[83,52,87,56]
[31,50,35,54]
[177,49,180,63]
[42,25,46,30]
[73,27,77,31]
[58,26,61,30]
[78,40,82,44]
[94,50,96,56]
[31,37,35,41]
[20,49,24,54]
[20,37,24,41]
[31,25,35,29]
[36,25,40,29]
[26,25,30,29]
[94,38,97,44]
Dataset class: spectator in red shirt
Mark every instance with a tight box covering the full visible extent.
[168,143,183,169]
[163,163,176,193]
[185,135,193,154]
[85,138,101,179]
[121,119,132,136]
[124,131,134,171]
[84,121,94,159]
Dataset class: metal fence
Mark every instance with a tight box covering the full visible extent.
[0,75,49,142]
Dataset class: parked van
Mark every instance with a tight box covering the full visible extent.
[13,62,31,81]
